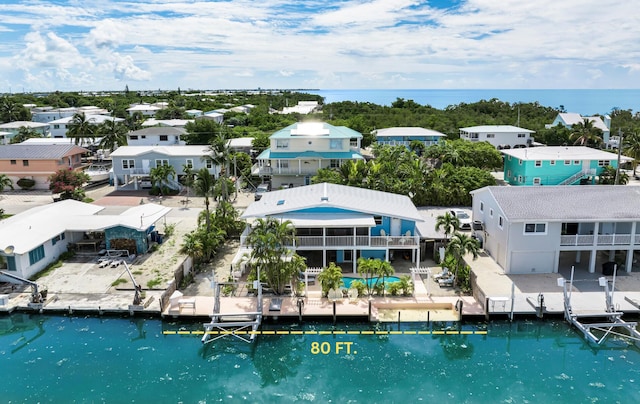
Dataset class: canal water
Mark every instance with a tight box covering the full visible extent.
[1,314,638,403]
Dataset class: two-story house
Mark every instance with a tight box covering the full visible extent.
[31,106,109,123]
[0,121,50,142]
[126,103,163,117]
[48,115,124,138]
[502,146,632,186]
[547,113,612,147]
[127,127,187,146]
[252,122,364,188]
[373,127,446,150]
[459,125,535,149]
[0,144,88,190]
[471,186,640,275]
[239,183,424,273]
[110,145,219,190]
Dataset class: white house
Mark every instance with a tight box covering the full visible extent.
[373,127,446,149]
[127,127,187,146]
[0,200,170,279]
[198,112,224,124]
[239,183,424,272]
[31,106,109,123]
[470,186,640,275]
[110,145,219,190]
[252,121,364,188]
[126,103,163,117]
[547,113,612,147]
[0,121,50,141]
[459,125,535,149]
[279,101,320,115]
[140,119,192,128]
[48,115,124,138]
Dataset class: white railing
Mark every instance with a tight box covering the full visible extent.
[560,234,633,246]
[559,169,596,186]
[240,235,419,248]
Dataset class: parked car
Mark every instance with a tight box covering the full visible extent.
[254,183,271,201]
[140,177,153,189]
[450,209,472,230]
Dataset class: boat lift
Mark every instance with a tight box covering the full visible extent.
[0,270,46,304]
[202,280,263,344]
[560,266,640,345]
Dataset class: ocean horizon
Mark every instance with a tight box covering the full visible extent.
[308,89,640,116]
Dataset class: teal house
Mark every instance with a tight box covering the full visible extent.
[239,183,425,273]
[501,146,632,186]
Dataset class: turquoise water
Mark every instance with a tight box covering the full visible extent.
[308,89,640,115]
[2,314,640,402]
[342,276,400,289]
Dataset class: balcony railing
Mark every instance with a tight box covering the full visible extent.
[120,168,151,176]
[560,234,633,246]
[240,235,419,248]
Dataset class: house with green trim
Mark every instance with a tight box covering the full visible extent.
[252,122,363,188]
[501,146,632,186]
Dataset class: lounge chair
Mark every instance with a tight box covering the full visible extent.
[347,288,359,302]
[438,276,455,287]
[110,260,121,268]
[328,288,343,301]
[433,268,450,280]
[98,260,111,268]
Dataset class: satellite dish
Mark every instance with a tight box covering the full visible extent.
[4,245,14,254]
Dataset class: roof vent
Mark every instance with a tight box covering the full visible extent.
[277,200,285,206]
[321,196,329,202]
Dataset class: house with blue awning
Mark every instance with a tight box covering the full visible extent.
[251,122,364,188]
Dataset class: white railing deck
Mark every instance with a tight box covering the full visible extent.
[560,234,634,246]
[240,235,418,248]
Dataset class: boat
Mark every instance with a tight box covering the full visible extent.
[84,163,112,183]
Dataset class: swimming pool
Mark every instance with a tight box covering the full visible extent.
[342,276,400,289]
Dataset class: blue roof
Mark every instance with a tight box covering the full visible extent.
[257,149,364,160]
[270,122,362,139]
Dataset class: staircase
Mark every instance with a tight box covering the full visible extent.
[559,169,595,185]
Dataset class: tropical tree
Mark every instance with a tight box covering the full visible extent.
[209,132,232,202]
[0,174,14,191]
[317,262,344,297]
[0,97,20,122]
[10,126,43,144]
[569,119,603,147]
[66,113,96,145]
[149,164,176,196]
[245,217,299,294]
[180,231,204,265]
[435,212,460,245]
[598,165,628,185]
[193,167,216,231]
[97,119,129,152]
[446,232,480,287]
[181,164,194,205]
[623,131,640,177]
[356,257,395,297]
[49,168,90,200]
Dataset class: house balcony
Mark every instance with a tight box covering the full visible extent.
[251,164,321,177]
[560,234,634,247]
[120,168,151,176]
[240,235,419,249]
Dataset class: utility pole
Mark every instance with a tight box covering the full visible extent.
[615,128,623,185]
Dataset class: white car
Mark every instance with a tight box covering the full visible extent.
[450,209,472,230]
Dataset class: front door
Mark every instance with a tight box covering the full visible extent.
[391,218,401,236]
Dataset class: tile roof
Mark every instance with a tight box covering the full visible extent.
[472,186,640,221]
[0,144,88,159]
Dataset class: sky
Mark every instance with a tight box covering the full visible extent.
[0,0,639,92]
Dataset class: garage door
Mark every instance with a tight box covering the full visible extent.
[509,251,555,274]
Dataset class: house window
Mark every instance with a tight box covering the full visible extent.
[129,135,138,140]
[279,160,289,169]
[10,159,16,165]
[276,139,289,149]
[53,124,60,129]
[524,223,547,234]
[486,134,495,138]
[489,209,494,217]
[6,256,16,271]
[519,159,522,165]
[28,245,45,265]
[349,138,358,148]
[518,175,523,183]
[374,216,383,225]
[205,159,213,169]
[122,159,135,169]
[550,160,556,166]
[517,133,526,138]
[330,139,343,149]
[22,160,29,166]
[330,159,340,168]
[573,160,580,165]
[141,135,146,139]
[480,202,484,212]
[185,159,194,169]
[155,159,169,167]
[533,177,541,185]
[598,160,610,167]
[159,135,168,141]
[535,160,542,167]
[498,216,503,228]
[344,250,353,262]
[508,156,512,161]
[564,160,571,165]
[507,170,511,177]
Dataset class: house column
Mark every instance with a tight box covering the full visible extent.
[322,228,327,268]
[625,222,637,273]
[589,249,597,273]
[352,250,357,273]
[298,160,301,175]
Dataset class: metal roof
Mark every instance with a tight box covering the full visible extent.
[270,122,362,139]
[460,125,535,133]
[471,186,640,221]
[0,144,88,159]
[501,146,632,162]
[129,126,187,136]
[373,127,447,137]
[110,145,210,157]
[260,150,365,160]
[241,182,424,223]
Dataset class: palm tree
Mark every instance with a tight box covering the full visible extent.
[67,113,96,145]
[0,174,14,192]
[181,164,194,205]
[149,164,176,195]
[0,97,19,122]
[435,212,460,245]
[569,119,603,147]
[209,132,231,202]
[446,232,480,287]
[10,126,43,144]
[623,131,640,177]
[97,119,129,152]
[193,167,215,230]
[180,231,204,265]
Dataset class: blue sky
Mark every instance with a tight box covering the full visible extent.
[0,0,638,92]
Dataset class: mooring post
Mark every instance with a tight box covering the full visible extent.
[368,299,372,321]
[297,298,304,322]
[332,301,336,325]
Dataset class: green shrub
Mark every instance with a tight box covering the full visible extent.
[349,280,367,297]
[147,278,163,289]
[388,282,402,296]
[16,178,36,189]
[111,278,127,287]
